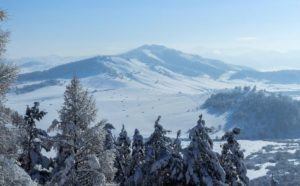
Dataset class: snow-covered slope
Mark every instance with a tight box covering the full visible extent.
[7,45,300,137]
[119,44,245,78]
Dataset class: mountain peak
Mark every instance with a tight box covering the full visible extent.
[138,44,170,50]
[124,44,179,55]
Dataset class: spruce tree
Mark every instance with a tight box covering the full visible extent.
[220,128,249,186]
[150,129,185,186]
[114,125,132,185]
[103,122,115,150]
[143,116,173,186]
[184,114,226,186]
[128,129,144,185]
[168,130,185,184]
[18,102,52,184]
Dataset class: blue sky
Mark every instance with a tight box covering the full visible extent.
[1,0,300,69]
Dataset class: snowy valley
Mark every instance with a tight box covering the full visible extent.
[5,45,300,185]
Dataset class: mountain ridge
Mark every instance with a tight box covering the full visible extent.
[16,44,300,85]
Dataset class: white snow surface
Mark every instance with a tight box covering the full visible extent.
[247,162,276,180]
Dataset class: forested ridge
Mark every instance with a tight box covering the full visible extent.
[202,86,300,139]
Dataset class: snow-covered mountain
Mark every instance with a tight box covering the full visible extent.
[16,45,246,84]
[7,45,300,138]
[16,44,300,87]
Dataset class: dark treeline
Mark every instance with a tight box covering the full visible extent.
[202,86,300,139]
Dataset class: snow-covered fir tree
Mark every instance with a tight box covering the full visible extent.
[103,122,115,150]
[184,114,226,186]
[47,77,114,186]
[17,102,52,184]
[168,130,185,184]
[127,129,144,185]
[48,121,113,186]
[143,116,176,186]
[220,128,249,186]
[149,129,185,186]
[114,125,132,185]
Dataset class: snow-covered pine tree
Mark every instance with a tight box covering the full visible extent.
[127,129,144,185]
[103,122,115,150]
[184,114,226,186]
[168,130,185,184]
[47,77,114,186]
[114,125,132,185]
[48,121,113,186]
[150,129,185,186]
[143,116,174,186]
[47,77,97,185]
[220,128,249,186]
[17,102,52,184]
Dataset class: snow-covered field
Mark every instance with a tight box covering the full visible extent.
[6,82,225,138]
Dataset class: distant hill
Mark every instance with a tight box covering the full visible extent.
[230,69,300,84]
[18,56,116,82]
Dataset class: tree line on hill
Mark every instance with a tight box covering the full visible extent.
[202,86,300,139]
